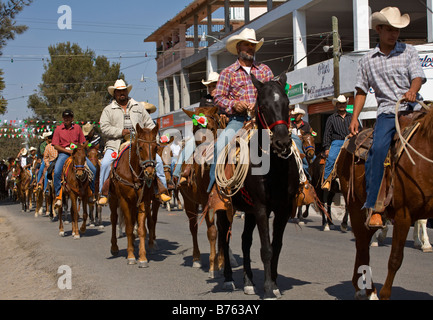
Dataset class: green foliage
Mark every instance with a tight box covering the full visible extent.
[28,42,123,122]
[0,0,33,115]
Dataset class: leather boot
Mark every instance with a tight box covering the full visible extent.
[157,178,171,202]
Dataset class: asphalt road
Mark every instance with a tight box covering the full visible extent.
[0,198,432,301]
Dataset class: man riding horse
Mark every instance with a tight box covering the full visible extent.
[98,79,171,205]
[52,109,97,208]
[349,6,426,228]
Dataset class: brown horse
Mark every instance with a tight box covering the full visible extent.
[109,124,159,267]
[159,140,182,211]
[57,143,92,239]
[178,105,227,277]
[86,144,102,228]
[12,162,32,212]
[336,107,433,300]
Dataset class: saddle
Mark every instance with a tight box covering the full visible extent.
[342,111,427,212]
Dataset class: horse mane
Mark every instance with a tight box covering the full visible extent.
[418,106,433,140]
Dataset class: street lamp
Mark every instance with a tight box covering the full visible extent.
[200,32,223,43]
[140,75,158,83]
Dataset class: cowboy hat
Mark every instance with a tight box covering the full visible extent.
[292,107,305,115]
[332,95,348,106]
[29,147,37,152]
[226,28,264,55]
[201,72,219,86]
[42,131,52,139]
[371,7,410,30]
[108,79,133,96]
[140,101,156,114]
[82,123,94,136]
[20,148,28,156]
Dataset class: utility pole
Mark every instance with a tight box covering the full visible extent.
[332,16,340,98]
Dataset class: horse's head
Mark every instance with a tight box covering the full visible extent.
[134,123,160,184]
[300,130,316,163]
[252,72,292,158]
[158,138,175,183]
[183,106,222,145]
[71,142,88,182]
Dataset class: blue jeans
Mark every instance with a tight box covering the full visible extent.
[37,160,45,185]
[207,116,246,192]
[99,148,167,192]
[173,138,196,179]
[364,113,396,209]
[324,139,344,181]
[54,152,96,197]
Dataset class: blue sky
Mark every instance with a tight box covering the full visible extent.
[0,0,193,121]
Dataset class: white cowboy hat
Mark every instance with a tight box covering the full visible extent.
[140,101,156,114]
[42,131,51,139]
[201,72,220,86]
[82,123,94,136]
[29,147,37,152]
[226,28,264,55]
[332,95,348,106]
[292,107,305,115]
[20,148,28,156]
[108,79,132,96]
[371,7,410,30]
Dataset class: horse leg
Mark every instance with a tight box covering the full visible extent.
[242,212,256,295]
[80,196,88,235]
[341,205,349,232]
[270,206,291,299]
[70,194,80,239]
[216,210,234,290]
[137,203,149,268]
[121,199,137,264]
[58,205,64,237]
[109,194,119,256]
[414,219,433,252]
[146,201,156,251]
[205,212,218,279]
[302,204,309,218]
[380,208,411,300]
[350,207,378,300]
[184,201,201,268]
[255,208,275,300]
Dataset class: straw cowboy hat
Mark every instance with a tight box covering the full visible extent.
[82,123,94,136]
[42,131,52,139]
[226,28,264,55]
[332,95,348,106]
[201,72,219,86]
[140,101,157,114]
[108,79,132,96]
[292,107,305,115]
[29,147,37,152]
[371,7,410,30]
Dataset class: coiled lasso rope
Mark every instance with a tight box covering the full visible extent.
[394,98,433,165]
[215,129,252,197]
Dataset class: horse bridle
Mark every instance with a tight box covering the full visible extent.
[135,137,157,169]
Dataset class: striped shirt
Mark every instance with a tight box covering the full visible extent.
[214,59,274,115]
[355,42,426,116]
[322,112,353,151]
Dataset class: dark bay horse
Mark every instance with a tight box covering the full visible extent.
[214,73,300,299]
[109,124,159,268]
[57,143,92,239]
[336,105,433,299]
[178,105,227,277]
[86,144,102,228]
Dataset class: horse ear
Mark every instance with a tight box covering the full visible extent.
[135,123,143,134]
[182,108,194,119]
[250,73,263,90]
[277,72,287,87]
[151,123,159,136]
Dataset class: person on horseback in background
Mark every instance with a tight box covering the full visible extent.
[290,107,316,181]
[172,71,220,186]
[349,7,426,228]
[52,109,97,208]
[97,79,171,205]
[37,132,57,194]
[207,28,274,193]
[82,123,103,155]
[321,95,355,191]
[36,132,51,191]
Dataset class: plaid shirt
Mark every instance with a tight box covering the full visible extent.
[214,59,274,115]
[43,143,58,166]
[355,42,426,116]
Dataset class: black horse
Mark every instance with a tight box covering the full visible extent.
[214,72,300,299]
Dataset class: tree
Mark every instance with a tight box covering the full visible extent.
[0,0,32,114]
[28,42,123,122]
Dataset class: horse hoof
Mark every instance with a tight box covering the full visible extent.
[192,261,202,268]
[59,231,65,237]
[208,270,217,279]
[244,286,256,295]
[323,224,330,231]
[127,258,137,265]
[340,223,348,232]
[89,223,95,227]
[98,225,104,230]
[273,289,282,299]
[370,241,378,247]
[73,234,80,240]
[138,260,149,268]
[223,281,235,291]
[422,246,433,253]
